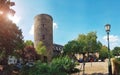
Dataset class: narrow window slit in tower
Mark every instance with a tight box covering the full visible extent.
[42,34,45,40]
[42,24,45,27]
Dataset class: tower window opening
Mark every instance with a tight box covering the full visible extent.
[42,24,45,27]
[42,35,45,40]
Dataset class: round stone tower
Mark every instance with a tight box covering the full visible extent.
[34,14,53,62]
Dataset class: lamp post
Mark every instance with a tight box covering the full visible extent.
[105,24,112,75]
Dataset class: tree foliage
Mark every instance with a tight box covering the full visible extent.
[24,40,34,47]
[36,41,46,56]
[112,46,120,56]
[0,0,24,64]
[77,32,100,53]
[63,40,79,55]
[63,32,101,55]
[0,22,24,52]
[99,46,108,60]
[0,20,24,64]
[22,46,37,62]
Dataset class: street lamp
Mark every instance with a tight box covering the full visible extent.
[105,24,112,75]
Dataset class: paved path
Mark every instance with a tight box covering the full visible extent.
[74,61,109,75]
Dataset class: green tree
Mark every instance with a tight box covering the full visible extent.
[77,32,101,53]
[77,34,87,54]
[63,32,102,60]
[24,40,34,47]
[0,20,24,64]
[63,40,79,55]
[63,40,82,61]
[36,41,46,56]
[99,46,108,61]
[86,32,98,52]
[0,0,24,65]
[112,47,120,56]
[96,41,102,51]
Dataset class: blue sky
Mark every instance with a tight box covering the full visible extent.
[11,0,120,49]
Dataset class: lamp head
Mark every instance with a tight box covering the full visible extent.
[105,24,111,32]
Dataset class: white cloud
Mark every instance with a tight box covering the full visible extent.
[29,22,58,35]
[29,24,34,35]
[103,35,119,43]
[102,35,120,49]
[53,22,58,30]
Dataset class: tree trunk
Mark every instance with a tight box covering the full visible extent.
[82,53,85,75]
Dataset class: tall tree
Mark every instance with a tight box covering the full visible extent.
[63,40,80,59]
[0,22,24,64]
[112,47,120,56]
[63,32,102,57]
[77,32,101,53]
[86,32,97,52]
[77,34,87,54]
[99,45,108,61]
[0,0,24,64]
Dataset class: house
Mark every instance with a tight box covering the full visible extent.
[53,44,63,57]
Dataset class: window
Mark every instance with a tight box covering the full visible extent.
[42,24,45,27]
[42,35,45,40]
[43,56,47,63]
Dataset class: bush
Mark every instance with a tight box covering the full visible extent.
[20,56,79,75]
[29,60,49,75]
[19,65,30,75]
[29,56,73,75]
[50,55,76,74]
[28,60,66,75]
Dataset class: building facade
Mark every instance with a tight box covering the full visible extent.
[53,44,63,57]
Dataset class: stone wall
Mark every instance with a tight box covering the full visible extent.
[34,14,53,62]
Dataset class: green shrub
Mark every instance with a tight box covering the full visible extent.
[50,55,76,74]
[20,56,79,75]
[19,65,30,75]
[28,60,67,75]
[29,60,49,75]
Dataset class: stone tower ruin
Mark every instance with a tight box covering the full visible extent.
[34,14,53,62]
